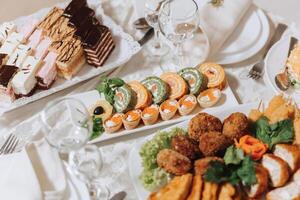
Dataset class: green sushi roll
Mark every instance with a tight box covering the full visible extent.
[113,84,137,113]
[178,67,207,95]
[141,76,169,104]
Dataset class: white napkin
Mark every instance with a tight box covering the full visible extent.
[0,140,67,200]
[198,0,252,55]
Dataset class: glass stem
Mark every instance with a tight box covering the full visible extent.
[175,42,185,67]
[153,27,161,49]
[86,181,98,200]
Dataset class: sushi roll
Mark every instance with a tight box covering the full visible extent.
[198,62,226,90]
[113,84,137,113]
[128,81,152,110]
[88,100,113,121]
[178,67,207,95]
[141,76,169,104]
[104,113,124,133]
[197,88,221,108]
[159,99,179,120]
[160,72,188,100]
[178,94,197,116]
[122,109,142,130]
[141,105,159,125]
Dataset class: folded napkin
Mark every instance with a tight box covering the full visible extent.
[197,0,252,55]
[0,139,67,200]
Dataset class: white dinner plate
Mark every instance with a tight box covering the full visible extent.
[128,102,258,200]
[265,36,300,103]
[212,5,270,64]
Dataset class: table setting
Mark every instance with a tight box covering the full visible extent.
[1,0,300,199]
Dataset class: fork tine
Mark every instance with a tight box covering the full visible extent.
[7,139,18,154]
[3,135,17,155]
[0,134,13,153]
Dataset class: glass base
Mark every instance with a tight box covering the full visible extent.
[145,39,169,57]
[89,182,110,200]
[160,51,199,72]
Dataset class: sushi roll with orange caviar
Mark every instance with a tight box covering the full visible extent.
[141,105,159,125]
[104,113,124,133]
[159,99,179,120]
[122,109,142,130]
[178,94,197,116]
[197,88,221,108]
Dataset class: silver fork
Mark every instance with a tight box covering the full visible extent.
[0,133,19,155]
[248,23,288,80]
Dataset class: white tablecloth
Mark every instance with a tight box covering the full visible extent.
[1,0,300,199]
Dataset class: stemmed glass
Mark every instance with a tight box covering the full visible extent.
[159,0,199,70]
[145,0,169,56]
[40,98,110,200]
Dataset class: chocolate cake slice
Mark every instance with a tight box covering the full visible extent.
[69,6,95,28]
[64,0,87,18]
[0,65,18,102]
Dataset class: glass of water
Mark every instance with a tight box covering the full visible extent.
[159,0,199,69]
[145,0,169,56]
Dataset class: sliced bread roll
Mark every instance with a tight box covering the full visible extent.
[273,144,300,173]
[262,154,290,187]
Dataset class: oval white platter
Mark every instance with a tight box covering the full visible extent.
[0,0,141,116]
[265,36,300,103]
[128,101,258,200]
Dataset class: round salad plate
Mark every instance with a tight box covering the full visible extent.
[265,36,300,103]
[213,5,270,65]
[128,102,258,200]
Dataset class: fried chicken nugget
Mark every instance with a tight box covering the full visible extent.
[157,149,192,175]
[171,135,200,160]
[199,131,231,156]
[188,113,223,142]
[194,157,224,176]
[223,112,248,142]
[148,174,193,200]
[202,181,219,200]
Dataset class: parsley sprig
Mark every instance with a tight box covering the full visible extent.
[96,76,125,104]
[90,116,105,140]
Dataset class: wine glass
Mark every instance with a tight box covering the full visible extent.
[145,0,169,56]
[40,98,110,199]
[159,0,199,70]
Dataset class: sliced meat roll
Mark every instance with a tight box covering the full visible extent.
[273,144,300,173]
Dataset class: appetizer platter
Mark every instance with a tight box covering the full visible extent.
[129,95,300,200]
[0,0,140,115]
[87,62,238,143]
[266,36,300,102]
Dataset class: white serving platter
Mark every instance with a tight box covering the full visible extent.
[1,82,238,144]
[265,36,300,103]
[128,101,258,200]
[0,0,141,115]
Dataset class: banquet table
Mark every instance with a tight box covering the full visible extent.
[1,0,300,199]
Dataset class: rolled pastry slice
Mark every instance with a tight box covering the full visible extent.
[128,81,152,110]
[122,109,141,130]
[113,84,137,113]
[88,100,113,121]
[141,104,159,125]
[160,72,188,100]
[178,67,207,95]
[159,99,179,120]
[104,113,124,133]
[178,94,197,116]
[197,88,221,108]
[198,62,226,90]
[141,76,169,104]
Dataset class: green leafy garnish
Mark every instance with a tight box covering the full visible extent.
[96,76,125,104]
[255,117,294,149]
[204,146,257,187]
[224,145,244,165]
[139,128,186,191]
[90,116,105,140]
[209,0,224,7]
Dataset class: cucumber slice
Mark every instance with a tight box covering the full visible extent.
[113,84,137,113]
[141,76,169,104]
[178,68,207,95]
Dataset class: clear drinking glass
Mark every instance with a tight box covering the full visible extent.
[145,0,169,56]
[159,0,199,69]
[41,98,110,200]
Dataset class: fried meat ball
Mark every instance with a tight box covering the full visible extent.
[188,113,223,142]
[194,157,224,175]
[171,135,200,160]
[199,131,230,157]
[222,112,248,142]
[157,149,192,175]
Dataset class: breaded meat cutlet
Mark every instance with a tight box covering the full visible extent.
[223,112,248,142]
[157,149,192,175]
[171,135,200,160]
[188,113,223,142]
[199,131,230,156]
